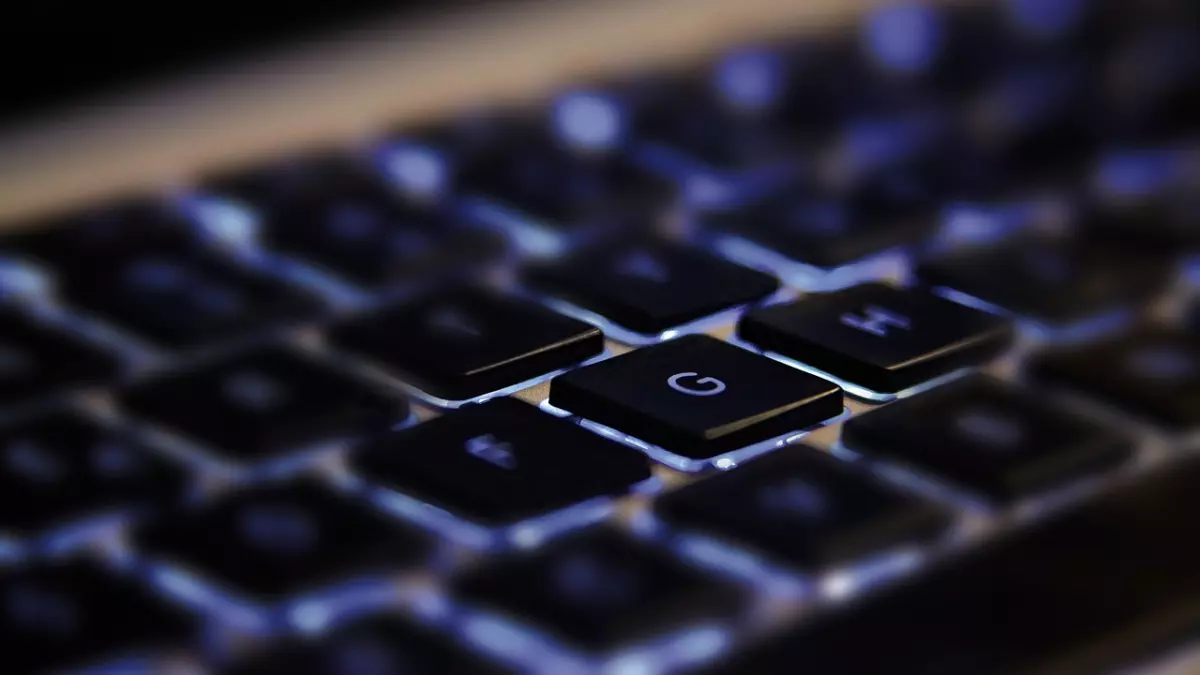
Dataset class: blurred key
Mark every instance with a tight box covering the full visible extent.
[462,141,672,231]
[201,150,395,213]
[655,446,948,570]
[350,397,651,527]
[959,57,1098,179]
[523,238,779,336]
[261,194,508,289]
[1,559,197,674]
[135,479,429,602]
[0,410,186,537]
[1083,145,1200,249]
[120,344,406,464]
[916,235,1173,325]
[450,527,743,652]
[60,253,324,349]
[560,70,810,208]
[1030,327,1200,430]
[841,375,1133,503]
[701,456,1200,675]
[0,197,199,278]
[550,335,843,461]
[0,308,122,407]
[392,110,672,232]
[1103,27,1200,140]
[220,612,514,675]
[739,283,1012,394]
[329,286,603,402]
[701,176,938,271]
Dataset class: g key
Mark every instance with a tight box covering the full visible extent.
[549,335,843,465]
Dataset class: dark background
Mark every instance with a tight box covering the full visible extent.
[1,2,500,128]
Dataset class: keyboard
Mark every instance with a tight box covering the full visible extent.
[0,1,1198,673]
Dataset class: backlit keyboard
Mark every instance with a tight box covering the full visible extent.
[0,1,1198,673]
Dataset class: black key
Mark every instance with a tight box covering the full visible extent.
[0,309,121,407]
[916,235,1173,324]
[463,142,671,230]
[220,612,514,675]
[134,478,429,601]
[1030,327,1200,430]
[739,283,1013,394]
[700,456,1200,675]
[820,105,954,199]
[549,335,843,460]
[0,410,186,537]
[120,344,406,464]
[261,196,508,289]
[656,446,948,570]
[1,559,196,674]
[1083,146,1200,250]
[523,239,779,335]
[958,58,1097,178]
[351,397,651,527]
[206,151,509,288]
[841,375,1133,503]
[60,253,324,348]
[1103,27,1200,140]
[0,197,198,278]
[450,527,743,652]
[200,150,394,213]
[329,286,604,401]
[700,177,938,270]
[394,111,671,229]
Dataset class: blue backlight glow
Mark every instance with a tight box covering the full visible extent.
[553,92,627,152]
[863,2,943,75]
[714,47,787,113]
[1007,0,1086,40]
[377,142,450,202]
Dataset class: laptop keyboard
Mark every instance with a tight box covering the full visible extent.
[0,1,1197,673]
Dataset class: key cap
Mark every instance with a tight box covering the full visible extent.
[655,445,949,570]
[350,397,651,527]
[329,286,604,401]
[700,456,1200,675]
[916,235,1173,324]
[700,176,938,270]
[1083,146,1200,250]
[523,239,779,335]
[462,141,672,230]
[0,197,199,278]
[260,196,508,289]
[1103,27,1200,140]
[1030,327,1200,430]
[0,410,186,537]
[393,110,672,230]
[200,149,395,214]
[841,375,1133,503]
[134,478,429,602]
[959,57,1097,178]
[739,283,1013,394]
[1,558,196,674]
[819,106,954,199]
[549,335,843,461]
[0,308,122,407]
[119,344,407,464]
[60,253,324,349]
[450,527,743,652]
[220,611,515,675]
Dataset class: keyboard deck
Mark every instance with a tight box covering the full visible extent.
[0,1,1198,673]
